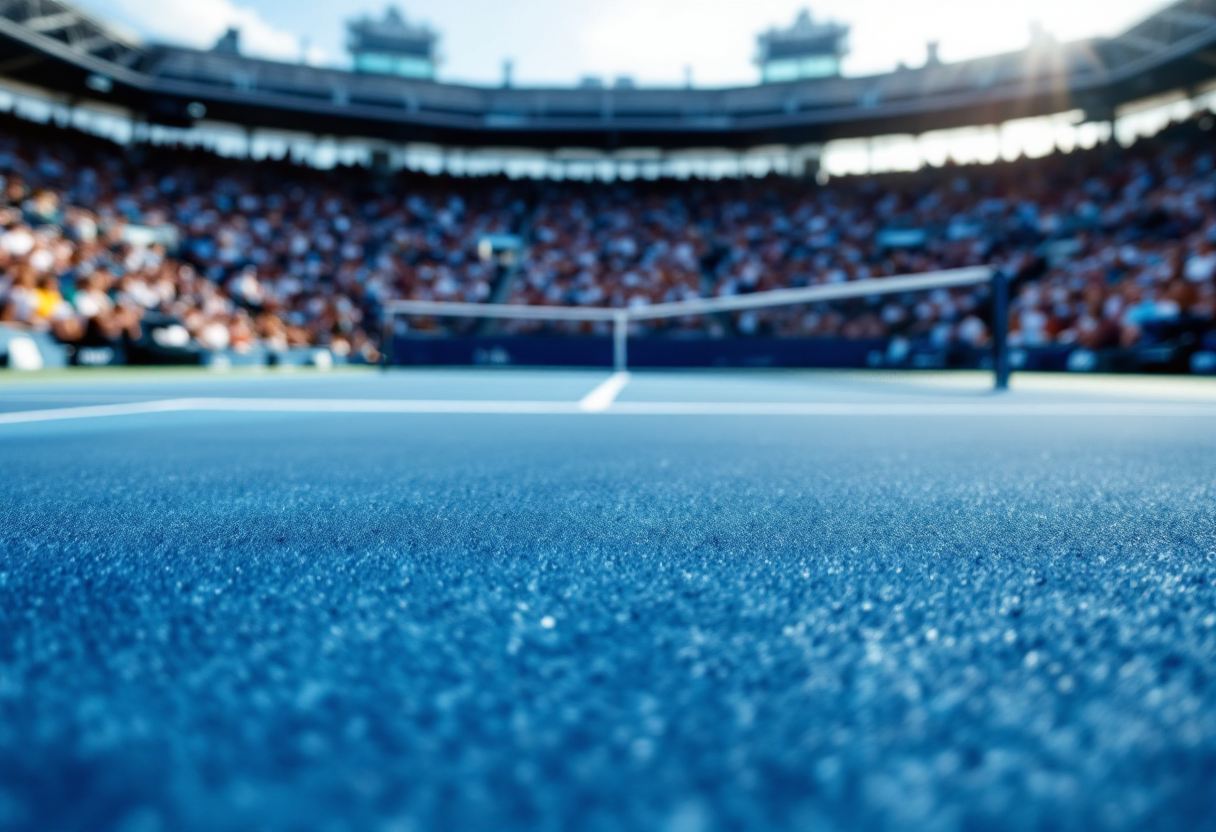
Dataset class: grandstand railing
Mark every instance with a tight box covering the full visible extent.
[383,266,1011,389]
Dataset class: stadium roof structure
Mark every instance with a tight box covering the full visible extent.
[3,0,1216,149]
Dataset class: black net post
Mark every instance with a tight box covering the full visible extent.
[992,270,1010,391]
[381,310,394,372]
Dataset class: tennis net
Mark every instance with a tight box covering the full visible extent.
[382,266,1011,389]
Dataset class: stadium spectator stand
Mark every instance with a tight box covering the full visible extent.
[2,111,1215,370]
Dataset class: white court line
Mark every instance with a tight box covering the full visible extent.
[605,401,1216,416]
[182,398,582,415]
[2,397,1216,425]
[0,399,194,425]
[579,372,631,413]
[185,398,1212,417]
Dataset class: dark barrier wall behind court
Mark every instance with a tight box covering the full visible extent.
[394,336,896,369]
[390,336,1204,373]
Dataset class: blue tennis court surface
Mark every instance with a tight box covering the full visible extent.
[2,368,1215,832]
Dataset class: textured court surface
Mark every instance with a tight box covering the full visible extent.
[2,368,1215,832]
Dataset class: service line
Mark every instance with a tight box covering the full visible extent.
[3,396,1216,425]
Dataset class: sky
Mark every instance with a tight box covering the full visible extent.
[78,0,1173,88]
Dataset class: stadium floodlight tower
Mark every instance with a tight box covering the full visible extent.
[347,6,438,80]
[756,9,849,83]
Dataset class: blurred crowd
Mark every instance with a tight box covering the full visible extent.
[2,111,1215,361]
[505,116,1216,350]
[0,115,523,362]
